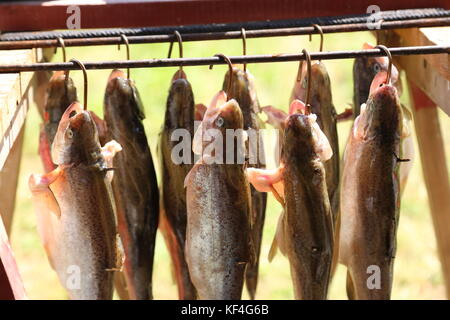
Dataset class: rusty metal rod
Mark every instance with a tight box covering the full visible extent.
[0,17,449,50]
[0,45,448,73]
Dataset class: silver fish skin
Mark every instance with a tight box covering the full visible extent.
[185,98,253,300]
[282,113,334,300]
[339,80,402,300]
[103,69,159,300]
[223,67,267,299]
[159,70,198,300]
[30,103,119,300]
[291,61,340,223]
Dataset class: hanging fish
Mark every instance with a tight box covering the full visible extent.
[184,91,253,300]
[248,100,334,299]
[103,69,159,300]
[39,71,77,173]
[339,71,407,299]
[29,103,121,300]
[222,67,267,299]
[158,70,197,300]
[291,60,340,224]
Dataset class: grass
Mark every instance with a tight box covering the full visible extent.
[8,31,450,299]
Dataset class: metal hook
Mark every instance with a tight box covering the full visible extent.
[308,24,324,53]
[210,53,233,99]
[69,59,88,110]
[167,31,183,71]
[241,28,247,72]
[54,37,70,83]
[118,34,130,79]
[301,49,312,114]
[375,44,392,84]
[55,37,67,62]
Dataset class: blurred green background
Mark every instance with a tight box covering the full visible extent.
[9,31,450,299]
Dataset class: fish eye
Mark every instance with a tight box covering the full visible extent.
[69,110,77,118]
[66,128,73,139]
[373,63,381,73]
[215,116,224,127]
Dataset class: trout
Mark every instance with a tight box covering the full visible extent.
[223,67,267,299]
[29,102,121,300]
[158,70,197,299]
[291,60,340,223]
[248,99,334,299]
[339,72,405,300]
[185,91,253,300]
[39,71,77,172]
[103,69,159,300]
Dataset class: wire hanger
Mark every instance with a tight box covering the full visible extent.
[375,44,392,84]
[300,48,312,114]
[69,59,88,110]
[55,37,67,62]
[210,53,233,99]
[118,34,130,79]
[167,31,183,72]
[54,37,71,84]
[309,24,324,53]
[241,28,247,72]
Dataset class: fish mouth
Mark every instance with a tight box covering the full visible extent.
[106,69,129,95]
[61,102,84,121]
[285,113,312,132]
[217,99,242,129]
[69,110,92,130]
[108,69,126,82]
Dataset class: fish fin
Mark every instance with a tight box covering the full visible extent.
[101,140,123,181]
[209,90,227,110]
[39,127,57,173]
[268,210,287,262]
[29,167,64,270]
[102,140,123,164]
[246,167,285,205]
[261,105,287,130]
[400,104,412,138]
[336,107,353,122]
[346,270,356,300]
[114,272,130,300]
[268,237,278,262]
[28,167,63,218]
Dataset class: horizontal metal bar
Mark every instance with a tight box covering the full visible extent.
[1,1,448,32]
[0,17,449,50]
[0,45,447,74]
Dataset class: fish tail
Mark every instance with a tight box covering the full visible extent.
[159,207,197,300]
[245,263,258,300]
[114,272,130,300]
[346,270,356,300]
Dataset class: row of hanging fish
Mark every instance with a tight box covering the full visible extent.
[29,42,414,300]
